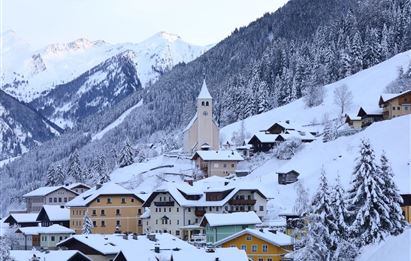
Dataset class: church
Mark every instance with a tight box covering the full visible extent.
[183,79,220,153]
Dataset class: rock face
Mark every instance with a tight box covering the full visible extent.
[0,90,62,160]
[29,51,143,128]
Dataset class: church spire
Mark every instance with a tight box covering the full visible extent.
[198,77,212,99]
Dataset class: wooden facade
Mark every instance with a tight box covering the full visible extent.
[401,194,411,223]
[277,171,300,185]
[379,91,411,119]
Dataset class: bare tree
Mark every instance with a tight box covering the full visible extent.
[334,84,353,115]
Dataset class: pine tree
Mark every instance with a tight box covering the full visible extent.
[323,121,337,143]
[118,140,135,168]
[45,165,57,186]
[82,212,93,234]
[378,152,408,235]
[345,140,392,247]
[96,154,110,184]
[55,164,65,185]
[0,237,14,261]
[330,175,349,240]
[67,150,83,183]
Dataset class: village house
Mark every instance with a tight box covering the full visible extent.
[141,176,267,241]
[57,233,248,261]
[4,213,39,227]
[248,121,316,153]
[214,228,294,261]
[183,79,219,153]
[400,194,411,223]
[36,205,70,228]
[15,224,74,250]
[200,212,262,243]
[379,90,411,119]
[23,185,79,212]
[65,182,145,234]
[192,150,244,177]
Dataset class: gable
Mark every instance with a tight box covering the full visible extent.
[58,238,106,255]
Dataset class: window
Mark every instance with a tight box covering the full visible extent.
[176,230,180,236]
[96,198,100,203]
[231,164,235,168]
[262,244,268,252]
[92,209,96,216]
[121,198,126,204]
[51,236,55,241]
[223,163,227,168]
[159,196,162,201]
[116,209,121,216]
[209,207,212,211]
[169,208,171,212]
[259,206,264,211]
[58,198,62,203]
[116,220,121,226]
[246,235,252,241]
[59,236,63,241]
[138,220,142,226]
[64,197,67,202]
[176,208,179,212]
[177,220,179,225]
[159,208,161,212]
[164,208,166,212]
[241,245,246,251]
[49,198,52,203]
[393,106,396,110]
[93,221,97,227]
[156,220,158,225]
[251,245,257,252]
[258,258,264,261]
[206,101,209,106]
[107,198,112,204]
[201,101,205,106]
[101,209,105,216]
[54,198,57,203]
[101,221,105,227]
[405,106,409,110]
[131,198,135,202]
[397,106,401,110]
[267,259,273,261]
[188,220,191,225]
[187,208,191,212]
[138,209,142,215]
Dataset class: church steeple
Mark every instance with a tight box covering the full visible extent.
[198,78,212,100]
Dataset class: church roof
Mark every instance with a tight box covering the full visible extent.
[198,79,212,99]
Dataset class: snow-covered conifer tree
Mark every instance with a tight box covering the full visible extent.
[330,175,349,240]
[118,140,135,168]
[82,212,93,234]
[45,165,57,186]
[67,150,83,183]
[0,237,14,261]
[345,140,392,247]
[96,154,110,183]
[55,165,65,185]
[322,121,337,143]
[378,152,408,235]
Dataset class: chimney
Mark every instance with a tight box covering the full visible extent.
[154,244,160,253]
[285,120,290,124]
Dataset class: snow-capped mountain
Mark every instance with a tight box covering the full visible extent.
[29,51,143,128]
[0,89,62,160]
[1,31,208,102]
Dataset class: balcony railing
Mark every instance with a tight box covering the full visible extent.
[228,199,256,205]
[154,201,174,207]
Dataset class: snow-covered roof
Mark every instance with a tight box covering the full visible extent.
[65,182,144,207]
[192,150,244,161]
[5,213,39,223]
[16,224,74,235]
[38,205,70,221]
[65,183,91,190]
[277,130,316,141]
[10,250,91,261]
[266,120,298,131]
[23,185,77,197]
[143,176,267,208]
[198,79,212,99]
[249,132,278,143]
[214,228,293,247]
[358,106,383,116]
[200,211,262,227]
[58,233,247,261]
[183,113,197,132]
[380,90,411,103]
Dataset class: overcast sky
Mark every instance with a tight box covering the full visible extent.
[2,0,288,48]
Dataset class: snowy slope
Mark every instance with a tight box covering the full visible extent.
[220,50,411,140]
[1,31,208,102]
[356,228,411,261]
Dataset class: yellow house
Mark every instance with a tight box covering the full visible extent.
[401,194,411,223]
[379,90,411,119]
[66,183,144,234]
[214,228,293,261]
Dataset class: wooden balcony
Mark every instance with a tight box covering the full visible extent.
[154,201,174,207]
[195,209,206,217]
[228,199,256,205]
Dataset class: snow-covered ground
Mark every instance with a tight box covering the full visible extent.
[357,228,411,261]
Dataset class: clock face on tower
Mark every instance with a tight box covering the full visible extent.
[203,111,208,116]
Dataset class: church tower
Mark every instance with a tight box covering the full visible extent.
[183,78,219,153]
[197,79,214,150]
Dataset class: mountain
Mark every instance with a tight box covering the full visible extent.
[29,51,143,128]
[1,31,207,102]
[0,90,63,160]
